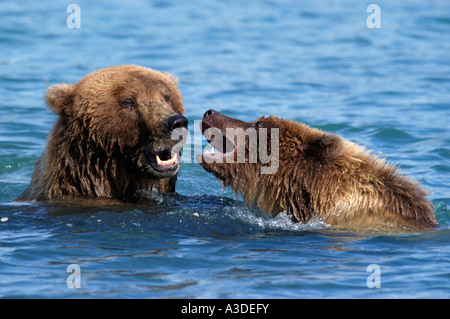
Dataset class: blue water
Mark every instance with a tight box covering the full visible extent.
[1,0,449,299]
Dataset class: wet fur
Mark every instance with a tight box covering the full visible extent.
[200,114,438,232]
[15,65,185,202]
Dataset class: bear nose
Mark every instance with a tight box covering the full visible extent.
[166,114,188,132]
[203,109,219,118]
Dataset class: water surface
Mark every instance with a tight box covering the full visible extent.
[0,0,449,298]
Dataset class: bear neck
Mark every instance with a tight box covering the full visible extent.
[45,117,161,200]
[216,161,313,223]
[257,163,316,223]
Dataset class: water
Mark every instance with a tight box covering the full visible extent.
[0,0,449,299]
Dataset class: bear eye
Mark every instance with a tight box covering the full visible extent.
[120,98,136,108]
[255,121,264,128]
[164,94,171,103]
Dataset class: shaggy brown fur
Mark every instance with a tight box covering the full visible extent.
[15,65,188,202]
[198,110,438,232]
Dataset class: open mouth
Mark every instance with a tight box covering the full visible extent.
[144,148,179,172]
[203,129,236,159]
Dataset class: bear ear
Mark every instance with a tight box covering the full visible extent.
[45,83,76,115]
[162,72,179,86]
[306,133,343,161]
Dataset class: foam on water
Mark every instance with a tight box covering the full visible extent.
[0,0,449,298]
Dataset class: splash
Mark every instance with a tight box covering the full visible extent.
[224,205,331,233]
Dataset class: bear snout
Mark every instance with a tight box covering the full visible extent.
[165,114,188,133]
[203,109,219,118]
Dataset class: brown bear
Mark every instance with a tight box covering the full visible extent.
[15,65,188,203]
[198,110,438,232]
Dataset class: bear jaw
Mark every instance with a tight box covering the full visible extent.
[143,147,180,175]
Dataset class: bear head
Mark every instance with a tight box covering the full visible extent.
[45,65,188,181]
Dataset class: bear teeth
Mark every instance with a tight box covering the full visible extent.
[156,153,177,166]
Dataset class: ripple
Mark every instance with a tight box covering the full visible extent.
[372,127,416,143]
[0,0,449,299]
